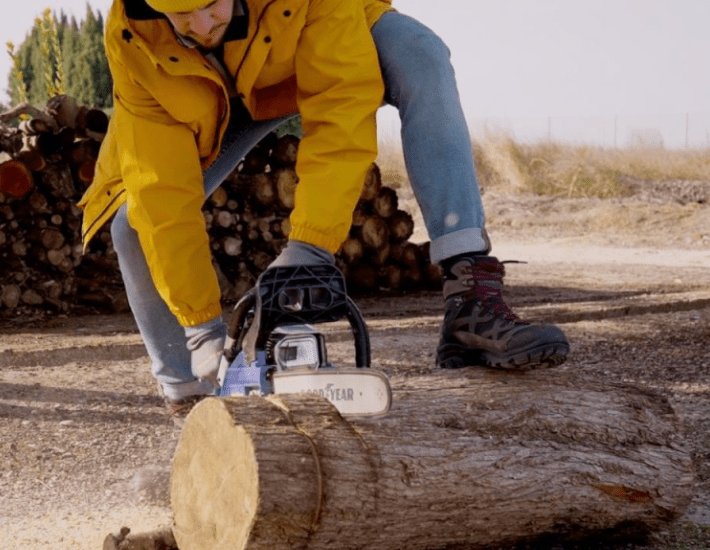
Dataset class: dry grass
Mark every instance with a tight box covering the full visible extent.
[375,140,408,190]
[377,135,710,199]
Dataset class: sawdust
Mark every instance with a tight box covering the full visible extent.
[1,186,710,549]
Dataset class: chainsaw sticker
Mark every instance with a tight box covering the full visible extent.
[272,370,392,417]
[301,383,355,401]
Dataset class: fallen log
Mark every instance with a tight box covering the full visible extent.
[171,370,694,550]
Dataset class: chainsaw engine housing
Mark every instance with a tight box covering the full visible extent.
[267,325,328,371]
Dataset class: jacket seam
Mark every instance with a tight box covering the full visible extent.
[82,188,126,242]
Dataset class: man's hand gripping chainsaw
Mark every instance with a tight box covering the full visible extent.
[217,264,391,418]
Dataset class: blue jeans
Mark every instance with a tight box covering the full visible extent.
[111,11,488,399]
[372,12,488,261]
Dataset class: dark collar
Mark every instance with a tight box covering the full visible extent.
[123,0,249,41]
[123,0,164,20]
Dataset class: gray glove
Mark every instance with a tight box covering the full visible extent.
[268,239,334,268]
[185,316,228,388]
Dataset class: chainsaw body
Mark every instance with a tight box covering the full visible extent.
[218,264,391,417]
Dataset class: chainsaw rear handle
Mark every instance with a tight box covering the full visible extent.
[225,265,371,368]
[225,287,257,364]
[342,295,370,368]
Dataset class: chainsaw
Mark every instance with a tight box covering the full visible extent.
[217,264,391,418]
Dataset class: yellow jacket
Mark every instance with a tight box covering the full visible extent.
[79,0,393,326]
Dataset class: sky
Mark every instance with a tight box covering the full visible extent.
[2,1,710,146]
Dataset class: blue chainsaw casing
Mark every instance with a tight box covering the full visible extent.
[220,351,273,397]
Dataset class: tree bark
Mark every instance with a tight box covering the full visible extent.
[171,370,694,550]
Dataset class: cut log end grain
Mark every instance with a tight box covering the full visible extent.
[274,168,299,210]
[171,397,260,550]
[373,185,399,218]
[274,134,299,166]
[0,158,33,198]
[249,173,276,206]
[77,160,96,185]
[1,284,21,309]
[350,201,370,227]
[361,215,389,250]
[40,227,66,250]
[388,209,415,243]
[16,148,47,172]
[222,236,243,257]
[339,237,364,264]
[210,187,229,208]
[359,162,382,201]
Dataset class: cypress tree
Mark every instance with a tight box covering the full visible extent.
[5,2,113,109]
[94,10,112,107]
[62,17,82,101]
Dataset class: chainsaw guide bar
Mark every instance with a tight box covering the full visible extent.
[272,368,392,418]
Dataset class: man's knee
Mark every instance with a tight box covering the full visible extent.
[386,28,453,93]
[411,28,452,70]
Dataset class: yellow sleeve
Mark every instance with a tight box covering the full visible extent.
[289,0,385,252]
[108,49,222,327]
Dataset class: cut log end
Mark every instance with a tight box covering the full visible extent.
[171,397,260,550]
[0,158,34,198]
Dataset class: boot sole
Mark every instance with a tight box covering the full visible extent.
[437,342,569,371]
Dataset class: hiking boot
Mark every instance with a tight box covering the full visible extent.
[165,394,210,429]
[437,254,569,370]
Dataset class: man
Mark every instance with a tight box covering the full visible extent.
[79,0,569,420]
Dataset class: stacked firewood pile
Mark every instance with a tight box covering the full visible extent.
[206,132,442,301]
[0,95,114,316]
[0,96,441,318]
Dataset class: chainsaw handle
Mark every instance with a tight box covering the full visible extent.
[228,265,371,368]
[225,288,257,363]
[345,296,370,368]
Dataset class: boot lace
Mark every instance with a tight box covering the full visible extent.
[460,259,522,323]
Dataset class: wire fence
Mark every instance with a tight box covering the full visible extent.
[377,109,710,150]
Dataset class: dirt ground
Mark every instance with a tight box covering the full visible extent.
[1,186,710,549]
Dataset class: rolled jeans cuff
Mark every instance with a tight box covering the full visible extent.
[429,228,491,265]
